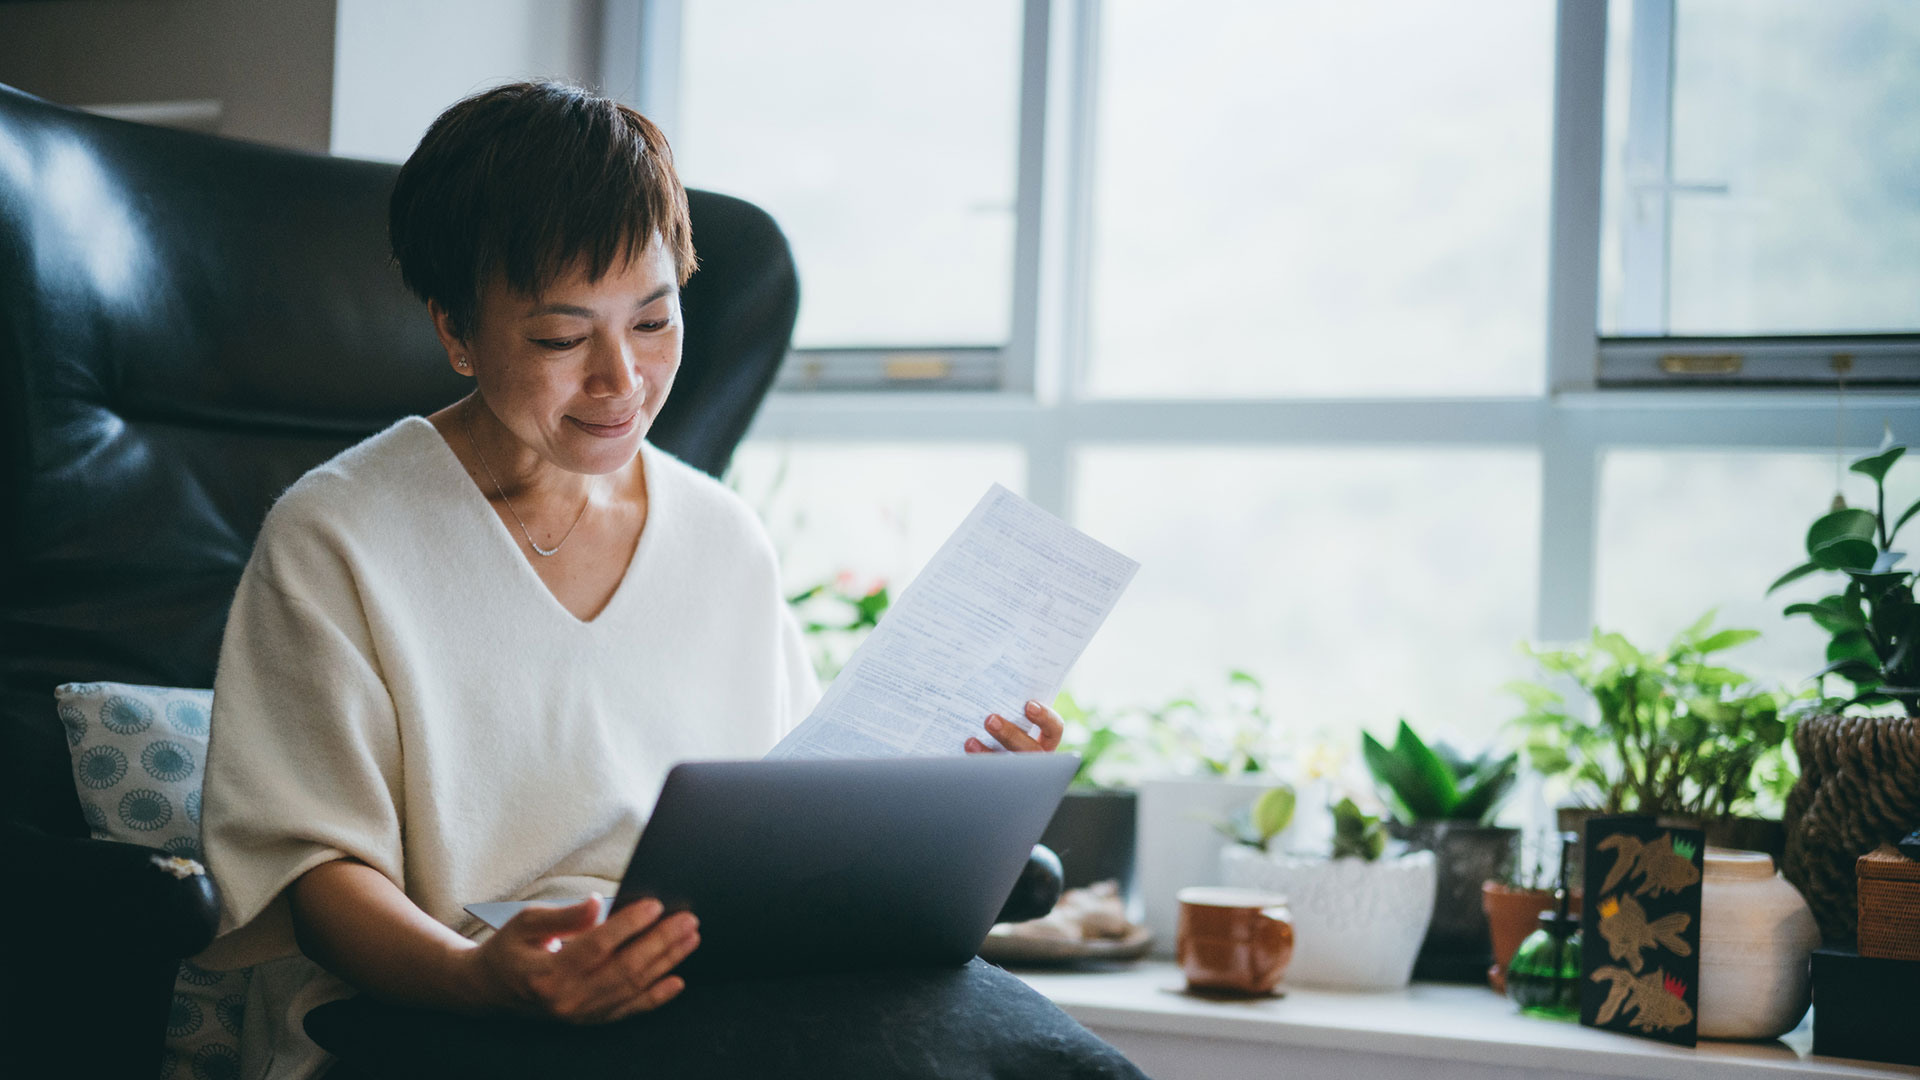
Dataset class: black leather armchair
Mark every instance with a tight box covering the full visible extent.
[0,82,797,1075]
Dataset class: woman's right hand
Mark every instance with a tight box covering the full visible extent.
[467,895,700,1024]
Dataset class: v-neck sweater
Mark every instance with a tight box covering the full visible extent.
[196,416,819,1080]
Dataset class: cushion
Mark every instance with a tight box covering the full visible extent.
[57,681,252,1080]
[305,957,1146,1079]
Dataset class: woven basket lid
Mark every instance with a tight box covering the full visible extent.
[1858,844,1920,883]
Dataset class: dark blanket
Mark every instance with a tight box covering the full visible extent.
[305,958,1148,1079]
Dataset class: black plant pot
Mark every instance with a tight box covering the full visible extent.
[1389,821,1518,983]
[1038,788,1138,897]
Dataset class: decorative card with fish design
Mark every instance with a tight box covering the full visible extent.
[1579,815,1703,1047]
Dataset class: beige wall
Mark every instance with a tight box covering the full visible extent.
[0,0,338,152]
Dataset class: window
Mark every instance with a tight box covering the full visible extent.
[614,0,1920,753]
[1597,0,1920,386]
[671,0,1027,387]
[1087,0,1554,399]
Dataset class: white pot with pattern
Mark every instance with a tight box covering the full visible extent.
[1219,843,1437,990]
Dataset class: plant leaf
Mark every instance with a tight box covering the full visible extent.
[1768,561,1822,594]
[1783,601,1867,634]
[1812,537,1879,572]
[1808,508,1880,558]
[1252,785,1296,843]
[1594,632,1644,668]
[1452,752,1518,823]
[1694,628,1761,654]
[1892,496,1920,543]
[1850,445,1906,484]
[1361,730,1443,822]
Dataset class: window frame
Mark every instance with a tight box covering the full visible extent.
[615,0,1920,653]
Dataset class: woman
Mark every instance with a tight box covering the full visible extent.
[196,81,1068,1078]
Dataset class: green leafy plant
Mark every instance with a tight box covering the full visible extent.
[1331,797,1388,861]
[1214,785,1298,850]
[1768,441,1920,716]
[786,573,891,679]
[1139,669,1279,776]
[1361,719,1516,825]
[1507,612,1796,819]
[1053,691,1129,789]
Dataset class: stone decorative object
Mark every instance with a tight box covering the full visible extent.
[1697,848,1820,1040]
[1782,713,1920,942]
[1219,844,1436,991]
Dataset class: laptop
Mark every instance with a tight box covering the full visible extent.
[465,753,1077,980]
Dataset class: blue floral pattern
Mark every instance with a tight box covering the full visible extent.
[77,745,127,789]
[57,681,248,1075]
[100,693,154,735]
[142,740,195,783]
[167,994,204,1038]
[167,698,211,736]
[58,702,87,747]
[191,1043,241,1080]
[214,994,245,1038]
[119,787,174,831]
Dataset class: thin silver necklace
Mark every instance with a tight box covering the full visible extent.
[463,396,591,557]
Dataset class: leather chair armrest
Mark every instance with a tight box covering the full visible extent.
[5,819,220,957]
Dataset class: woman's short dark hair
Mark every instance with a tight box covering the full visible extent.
[389,80,696,341]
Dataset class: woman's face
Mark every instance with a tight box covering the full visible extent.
[438,237,682,477]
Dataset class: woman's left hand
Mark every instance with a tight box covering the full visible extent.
[965,699,1064,754]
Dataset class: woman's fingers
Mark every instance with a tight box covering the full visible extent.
[572,911,700,1015]
[555,897,662,970]
[605,975,686,1022]
[1024,700,1065,750]
[983,712,1044,752]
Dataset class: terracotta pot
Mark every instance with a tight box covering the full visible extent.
[1481,883,1582,992]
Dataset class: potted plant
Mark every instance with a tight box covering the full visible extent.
[1133,671,1293,952]
[1768,440,1920,942]
[1507,611,1796,872]
[1038,691,1140,898]
[1362,719,1518,981]
[1481,831,1581,992]
[1219,791,1438,991]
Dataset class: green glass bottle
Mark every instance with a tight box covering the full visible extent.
[1506,909,1582,1020]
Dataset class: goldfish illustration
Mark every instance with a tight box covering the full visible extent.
[1597,893,1691,973]
[1597,833,1701,898]
[1592,967,1695,1032]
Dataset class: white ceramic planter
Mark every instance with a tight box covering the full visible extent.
[1697,848,1820,1040]
[1220,844,1437,990]
[1136,776,1276,956]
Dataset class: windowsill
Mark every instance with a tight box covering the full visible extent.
[1015,961,1920,1080]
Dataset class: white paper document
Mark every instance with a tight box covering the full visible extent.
[767,484,1140,760]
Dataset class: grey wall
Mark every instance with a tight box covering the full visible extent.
[0,0,339,152]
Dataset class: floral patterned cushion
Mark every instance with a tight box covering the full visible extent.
[58,681,249,1080]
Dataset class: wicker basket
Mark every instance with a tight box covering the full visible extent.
[1859,845,1920,963]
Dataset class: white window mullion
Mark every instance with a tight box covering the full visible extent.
[1618,0,1675,335]
[1546,0,1609,395]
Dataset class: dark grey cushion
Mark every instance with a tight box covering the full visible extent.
[305,958,1148,1079]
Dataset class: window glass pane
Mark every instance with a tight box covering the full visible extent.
[1071,448,1541,750]
[1596,450,1920,691]
[728,440,1026,596]
[1601,0,1920,335]
[677,0,1022,349]
[1085,1,1553,399]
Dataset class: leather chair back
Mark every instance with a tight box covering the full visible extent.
[0,82,798,836]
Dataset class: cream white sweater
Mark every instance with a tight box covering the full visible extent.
[196,416,819,1080]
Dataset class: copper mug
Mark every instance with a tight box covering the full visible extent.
[1177,886,1294,995]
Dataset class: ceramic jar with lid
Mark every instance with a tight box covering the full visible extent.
[1698,847,1821,1040]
